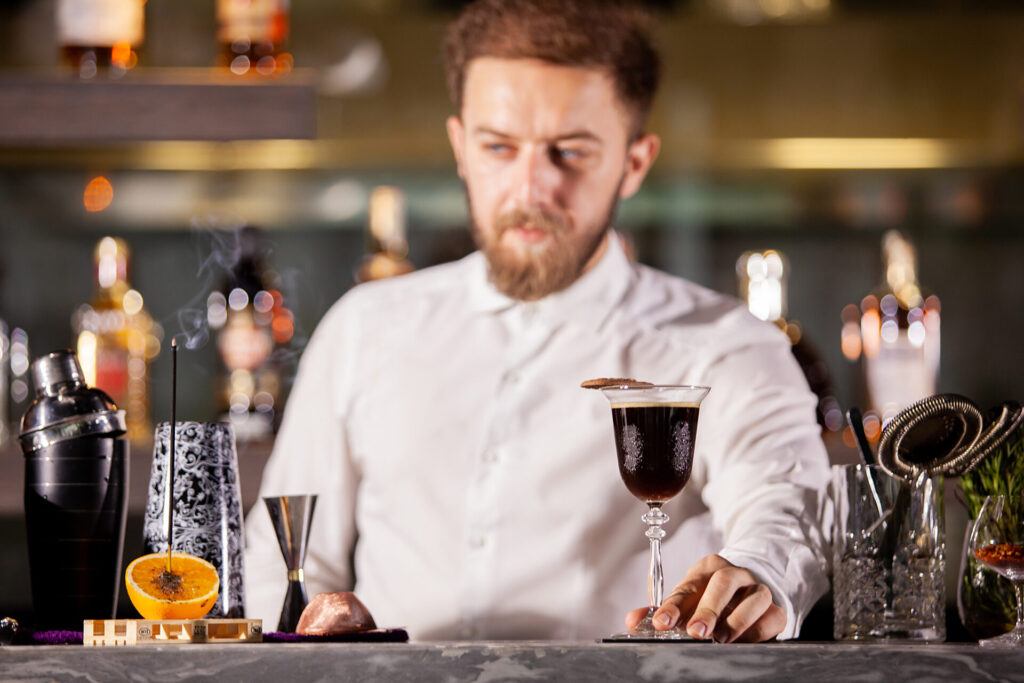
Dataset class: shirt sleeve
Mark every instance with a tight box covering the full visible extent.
[696,318,831,640]
[243,297,362,626]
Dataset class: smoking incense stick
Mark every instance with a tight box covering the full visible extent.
[166,338,178,572]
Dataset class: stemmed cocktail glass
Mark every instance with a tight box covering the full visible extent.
[969,494,1024,647]
[599,384,709,639]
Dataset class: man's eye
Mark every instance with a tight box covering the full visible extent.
[485,143,513,155]
[554,147,585,161]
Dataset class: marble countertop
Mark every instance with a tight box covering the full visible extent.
[0,641,1017,682]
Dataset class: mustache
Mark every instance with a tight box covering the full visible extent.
[493,207,568,236]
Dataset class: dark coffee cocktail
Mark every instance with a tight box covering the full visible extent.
[611,403,699,503]
[594,383,709,639]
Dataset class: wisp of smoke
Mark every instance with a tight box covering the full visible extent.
[166,215,310,385]
[164,213,248,350]
[175,308,208,351]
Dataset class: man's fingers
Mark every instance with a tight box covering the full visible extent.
[650,556,731,631]
[651,584,701,630]
[732,603,787,643]
[624,607,648,631]
[685,566,757,639]
[710,583,775,643]
[624,555,784,642]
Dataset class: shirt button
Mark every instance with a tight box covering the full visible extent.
[483,449,499,464]
[469,535,486,549]
[506,370,520,385]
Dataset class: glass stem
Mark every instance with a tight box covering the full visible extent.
[1015,582,1024,629]
[643,504,669,611]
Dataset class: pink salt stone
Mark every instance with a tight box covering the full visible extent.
[296,592,377,635]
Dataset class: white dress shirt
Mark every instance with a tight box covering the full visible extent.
[244,232,830,640]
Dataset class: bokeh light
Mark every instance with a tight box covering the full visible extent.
[122,289,144,316]
[228,287,249,311]
[84,176,114,213]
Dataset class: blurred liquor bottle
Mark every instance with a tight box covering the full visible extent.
[0,320,8,445]
[207,227,295,441]
[841,231,940,426]
[0,324,33,445]
[737,249,839,432]
[217,0,293,75]
[73,237,160,442]
[6,327,32,434]
[56,0,144,78]
[355,186,415,284]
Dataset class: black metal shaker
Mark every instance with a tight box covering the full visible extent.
[18,350,129,630]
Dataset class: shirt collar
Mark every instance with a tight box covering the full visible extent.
[465,230,633,332]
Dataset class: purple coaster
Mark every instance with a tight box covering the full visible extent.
[263,628,408,643]
[8,628,408,645]
[15,630,84,646]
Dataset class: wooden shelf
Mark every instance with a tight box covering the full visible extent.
[0,68,316,144]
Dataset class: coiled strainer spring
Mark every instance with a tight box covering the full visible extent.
[877,393,1024,480]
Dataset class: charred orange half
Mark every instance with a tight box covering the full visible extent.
[125,552,219,620]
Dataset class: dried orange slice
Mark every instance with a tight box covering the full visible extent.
[580,377,654,389]
[125,552,219,620]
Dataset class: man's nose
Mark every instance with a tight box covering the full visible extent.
[513,145,560,205]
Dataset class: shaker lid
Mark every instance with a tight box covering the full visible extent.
[30,350,86,398]
[18,350,126,452]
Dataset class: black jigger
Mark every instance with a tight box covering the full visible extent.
[18,351,129,630]
[263,495,317,632]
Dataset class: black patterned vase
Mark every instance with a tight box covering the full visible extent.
[144,421,245,618]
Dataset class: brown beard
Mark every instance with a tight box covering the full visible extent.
[469,192,620,302]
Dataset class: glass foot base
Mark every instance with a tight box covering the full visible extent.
[979,625,1024,648]
[603,614,695,642]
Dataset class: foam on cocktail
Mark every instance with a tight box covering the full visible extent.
[609,401,701,409]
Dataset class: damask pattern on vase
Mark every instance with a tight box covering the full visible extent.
[144,421,245,618]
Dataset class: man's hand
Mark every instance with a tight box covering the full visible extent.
[624,554,786,643]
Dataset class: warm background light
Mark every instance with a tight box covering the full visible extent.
[83,176,114,212]
[761,138,950,170]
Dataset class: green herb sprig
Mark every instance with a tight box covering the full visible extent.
[960,426,1024,518]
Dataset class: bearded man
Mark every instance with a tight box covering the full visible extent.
[244,0,830,643]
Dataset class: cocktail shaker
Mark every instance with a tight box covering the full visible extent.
[18,350,129,630]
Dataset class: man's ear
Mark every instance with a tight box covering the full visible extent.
[619,133,660,200]
[446,115,466,180]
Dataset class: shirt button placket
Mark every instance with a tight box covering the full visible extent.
[465,429,504,632]
[463,305,535,636]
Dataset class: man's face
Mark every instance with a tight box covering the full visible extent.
[447,58,659,301]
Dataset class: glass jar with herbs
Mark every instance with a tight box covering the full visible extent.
[959,427,1024,640]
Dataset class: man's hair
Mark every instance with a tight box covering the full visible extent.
[443,0,661,138]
